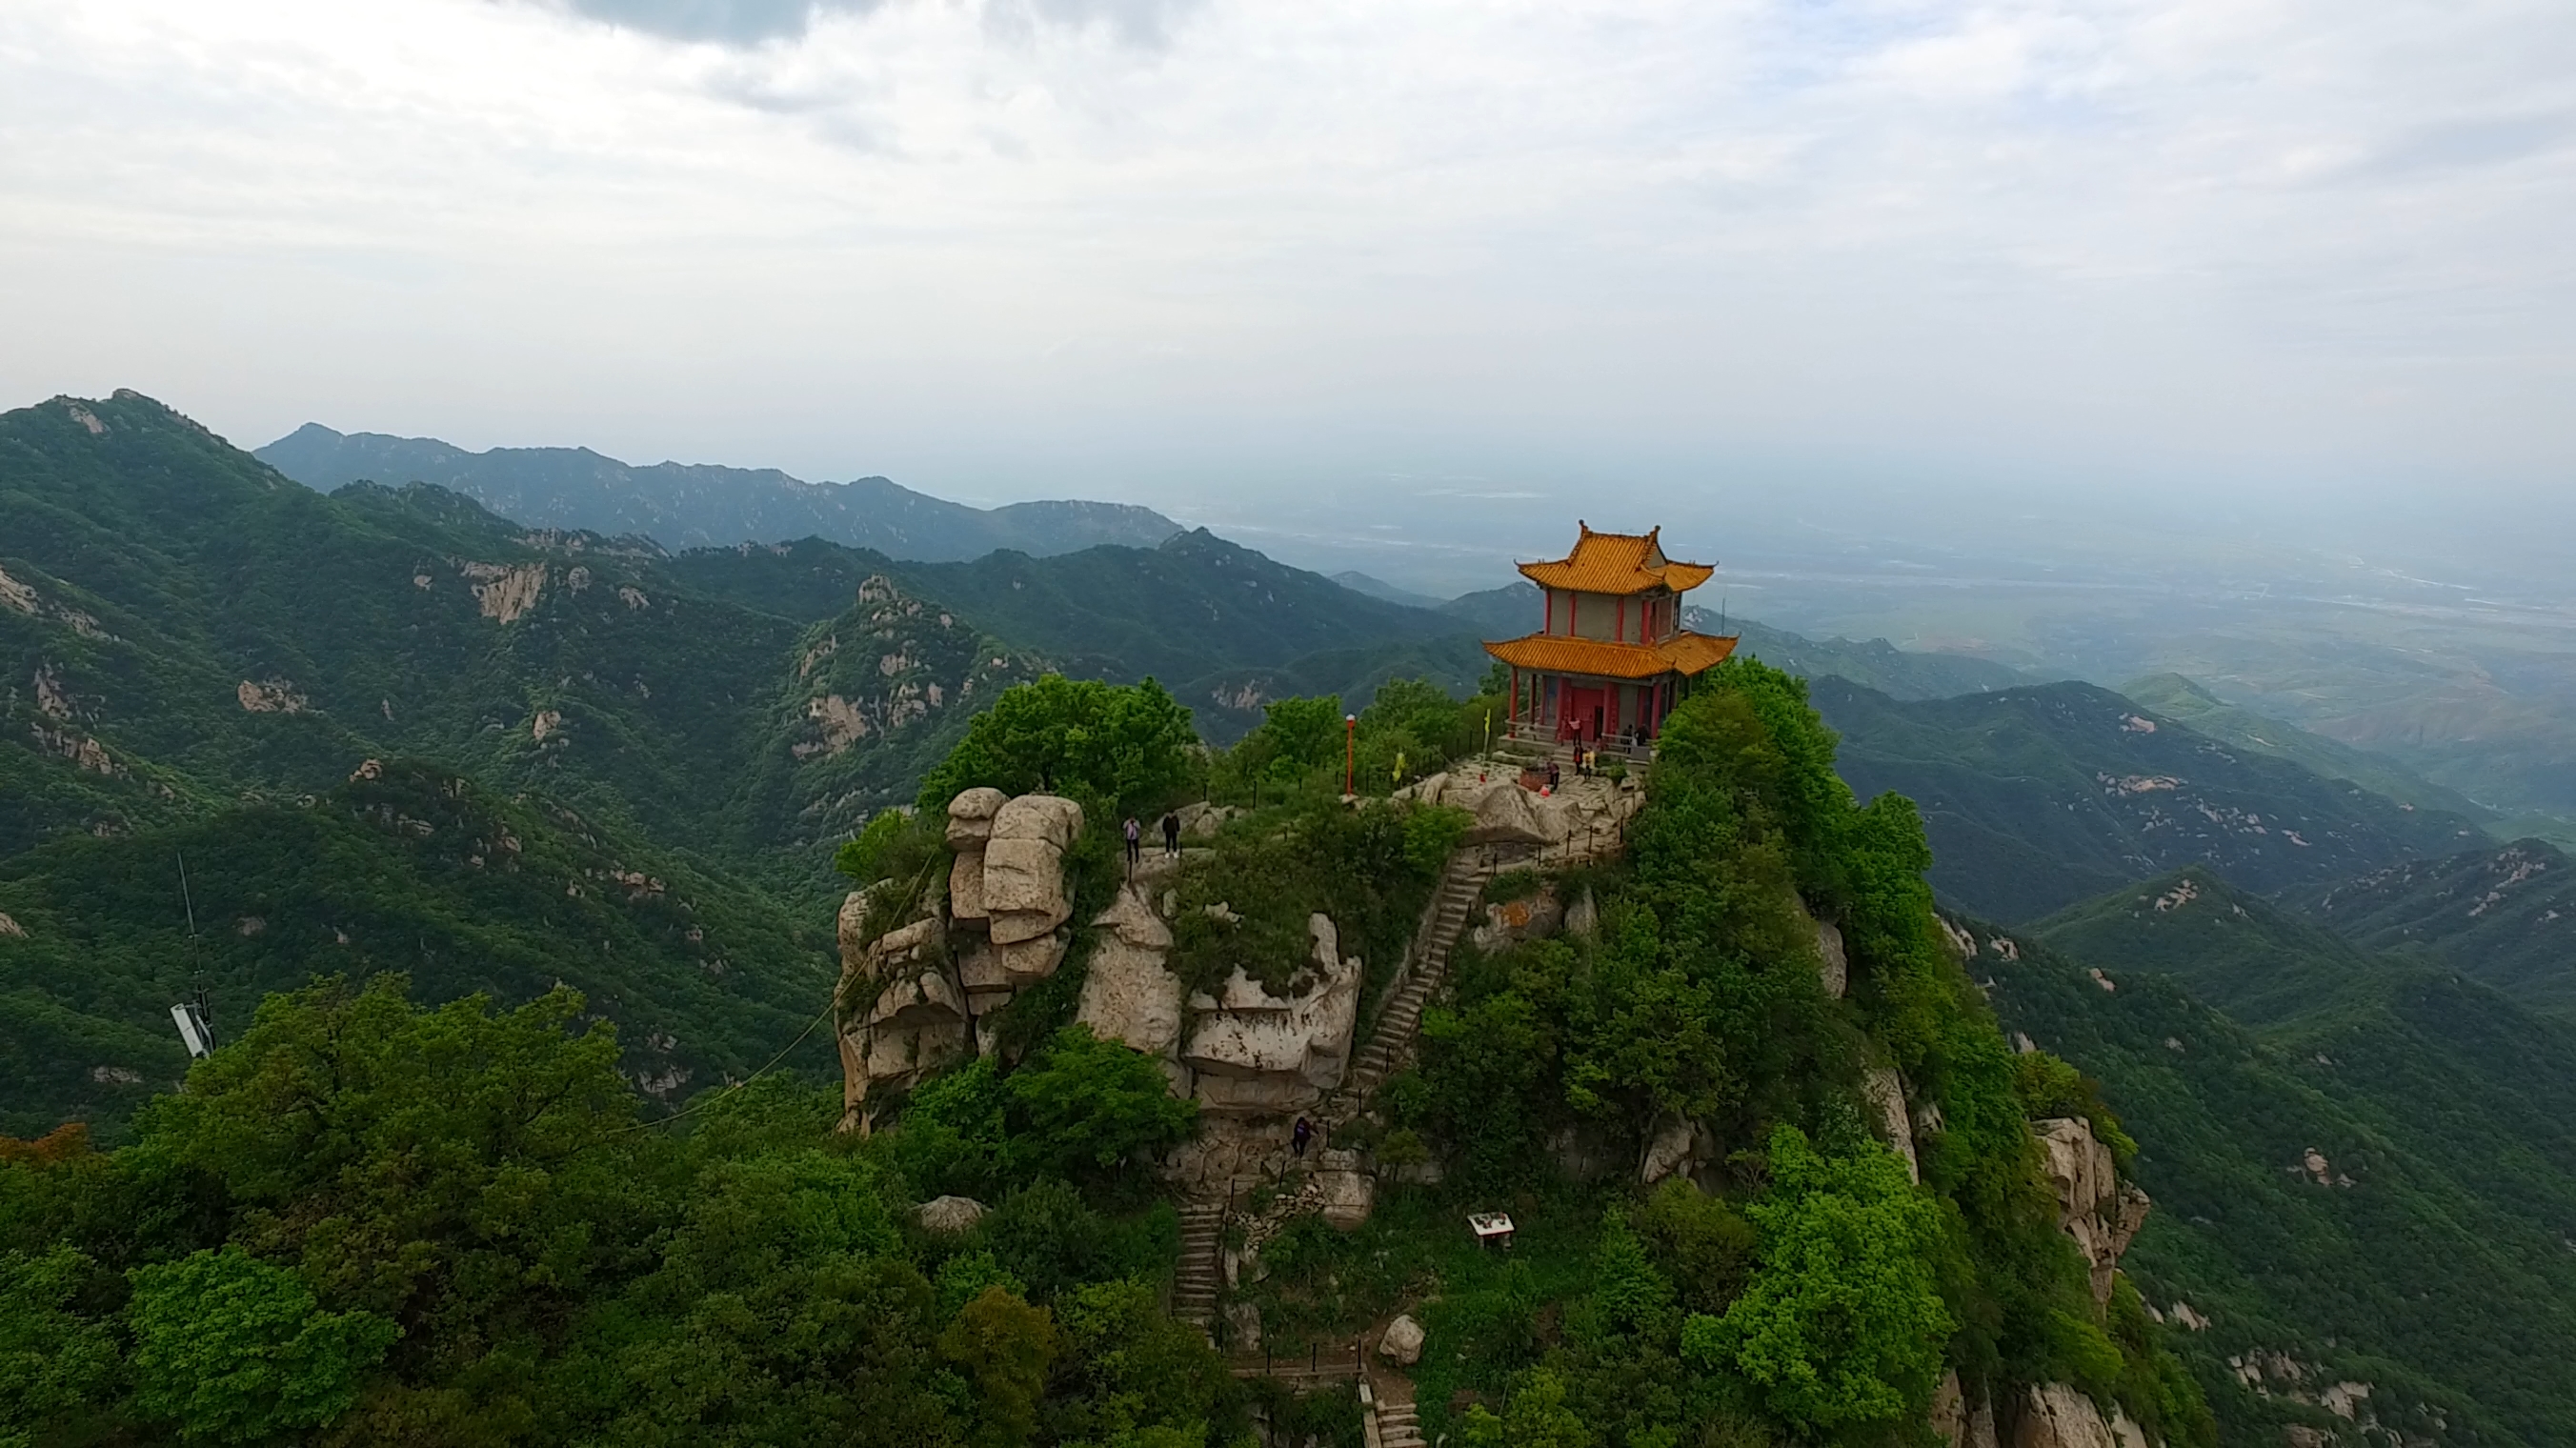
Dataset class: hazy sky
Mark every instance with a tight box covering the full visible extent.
[3,0,2570,536]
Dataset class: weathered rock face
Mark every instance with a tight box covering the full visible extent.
[1182,914,1363,1116]
[1471,883,1563,954]
[836,791,1088,1127]
[845,786,1398,1138]
[2011,1382,2151,1448]
[1816,917,1848,998]
[1866,1066,1920,1184]
[2034,1116,2152,1307]
[834,900,971,1130]
[1076,883,1186,1090]
[1640,1116,1720,1187]
[1399,767,1642,856]
[945,791,1085,1041]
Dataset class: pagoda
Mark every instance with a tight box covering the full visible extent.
[1481,522,1738,749]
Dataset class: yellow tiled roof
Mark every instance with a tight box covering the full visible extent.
[1516,523,1716,596]
[1480,631,1740,679]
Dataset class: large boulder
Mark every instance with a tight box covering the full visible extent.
[1458,778,1550,846]
[1563,886,1599,937]
[835,887,877,964]
[1175,802,1239,840]
[982,837,1069,942]
[1379,1313,1425,1366]
[2034,1117,2151,1306]
[918,1195,988,1233]
[993,793,1085,849]
[1312,1147,1375,1229]
[946,787,1009,848]
[997,929,1070,984]
[949,850,988,923]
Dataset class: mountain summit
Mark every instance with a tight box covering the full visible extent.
[255,422,1183,561]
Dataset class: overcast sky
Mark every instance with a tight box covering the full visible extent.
[2,0,2569,545]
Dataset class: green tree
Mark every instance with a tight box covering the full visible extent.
[1459,1368,1592,1448]
[939,1285,1057,1448]
[1682,1126,1952,1434]
[125,1245,398,1443]
[128,976,654,1430]
[0,1244,120,1444]
[1049,1277,1235,1443]
[1589,1206,1675,1338]
[835,805,944,887]
[916,675,1197,815]
[1003,1027,1200,1189]
[1252,695,1344,773]
[1635,1178,1757,1318]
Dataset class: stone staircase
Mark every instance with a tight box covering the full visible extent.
[1172,848,1498,1344]
[1172,1200,1225,1331]
[1325,852,1494,1123]
[1375,1396,1425,1448]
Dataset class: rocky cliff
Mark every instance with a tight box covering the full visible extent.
[835,788,1386,1134]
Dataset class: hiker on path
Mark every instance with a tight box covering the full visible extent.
[1160,811,1181,856]
[1123,815,1141,869]
[1292,1116,1315,1159]
[1546,760,1560,794]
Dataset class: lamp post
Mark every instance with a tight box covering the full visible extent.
[1344,714,1357,797]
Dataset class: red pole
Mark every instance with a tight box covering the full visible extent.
[1344,714,1357,796]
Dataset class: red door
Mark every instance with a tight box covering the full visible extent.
[1564,685,1606,740]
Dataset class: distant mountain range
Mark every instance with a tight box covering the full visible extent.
[255,423,1184,561]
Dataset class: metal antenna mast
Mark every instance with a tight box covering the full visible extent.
[171,852,216,1058]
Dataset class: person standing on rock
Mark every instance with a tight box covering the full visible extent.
[1546,760,1560,794]
[1123,815,1142,870]
[1160,811,1181,857]
[1292,1116,1315,1158]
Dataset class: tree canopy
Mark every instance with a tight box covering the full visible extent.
[916,674,1197,816]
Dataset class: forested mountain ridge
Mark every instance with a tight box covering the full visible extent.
[2120,673,2496,825]
[1975,915,2576,1447]
[257,421,1183,560]
[1984,867,2576,1445]
[0,760,836,1140]
[667,529,1497,740]
[2290,837,2576,1018]
[1,392,802,852]
[1811,677,2488,921]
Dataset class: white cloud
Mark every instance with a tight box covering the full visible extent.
[0,0,2568,517]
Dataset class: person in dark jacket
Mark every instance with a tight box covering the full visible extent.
[1161,811,1181,856]
[1292,1116,1315,1158]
